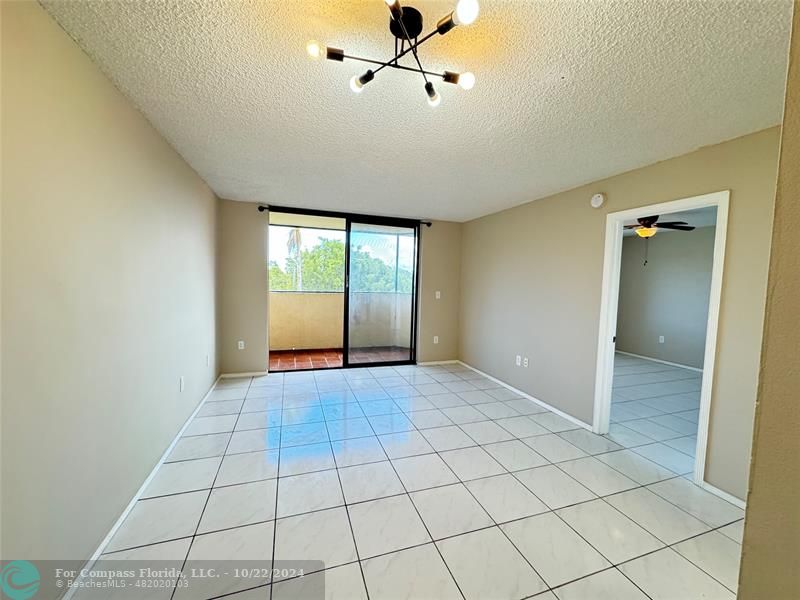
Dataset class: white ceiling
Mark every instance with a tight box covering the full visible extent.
[43,0,793,222]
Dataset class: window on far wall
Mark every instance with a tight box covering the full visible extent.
[268,225,414,293]
[268,225,345,292]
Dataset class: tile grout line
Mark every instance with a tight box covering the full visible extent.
[315,376,373,600]
[363,365,685,597]
[98,496,741,598]
[357,381,469,600]
[371,367,739,594]
[266,374,287,600]
[451,455,560,596]
[445,409,669,596]
[351,369,648,597]
[169,375,255,600]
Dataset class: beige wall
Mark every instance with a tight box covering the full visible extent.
[460,128,779,500]
[740,3,800,595]
[218,200,268,373]
[418,221,462,362]
[1,0,218,560]
[616,227,716,369]
[269,292,343,350]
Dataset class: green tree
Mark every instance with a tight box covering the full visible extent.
[268,261,293,290]
[300,238,345,291]
[350,246,395,292]
[268,235,413,292]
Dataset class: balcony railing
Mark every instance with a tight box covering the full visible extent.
[268,291,412,351]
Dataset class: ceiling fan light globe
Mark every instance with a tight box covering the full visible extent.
[458,71,476,90]
[454,0,480,25]
[636,227,657,238]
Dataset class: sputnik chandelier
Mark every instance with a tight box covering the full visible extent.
[307,0,480,107]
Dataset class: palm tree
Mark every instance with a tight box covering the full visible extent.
[287,227,302,290]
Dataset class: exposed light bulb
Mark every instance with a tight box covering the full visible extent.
[427,91,441,107]
[385,0,403,19]
[306,40,323,59]
[453,0,479,25]
[350,75,364,94]
[458,71,476,90]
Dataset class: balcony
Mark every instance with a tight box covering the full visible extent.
[268,290,413,370]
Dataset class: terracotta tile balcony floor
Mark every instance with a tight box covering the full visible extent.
[269,349,343,372]
[269,346,411,371]
[348,346,411,364]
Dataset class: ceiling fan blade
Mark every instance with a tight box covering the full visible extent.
[623,224,640,229]
[654,221,689,226]
[655,223,695,231]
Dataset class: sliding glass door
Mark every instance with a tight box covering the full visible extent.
[346,221,419,366]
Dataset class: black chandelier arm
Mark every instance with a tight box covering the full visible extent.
[384,0,430,84]
[342,53,445,79]
[395,19,429,84]
[373,28,438,75]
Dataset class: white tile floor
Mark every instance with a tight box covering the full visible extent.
[89,358,743,599]
[610,353,702,478]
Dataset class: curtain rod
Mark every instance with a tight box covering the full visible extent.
[257,204,432,227]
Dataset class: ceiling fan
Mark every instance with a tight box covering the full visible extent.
[624,215,696,238]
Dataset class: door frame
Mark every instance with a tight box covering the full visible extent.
[591,190,730,487]
[265,204,422,370]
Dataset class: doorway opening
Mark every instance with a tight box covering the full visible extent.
[267,208,420,372]
[593,191,731,494]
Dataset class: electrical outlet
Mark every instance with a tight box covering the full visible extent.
[435,290,441,299]
[659,336,665,344]
[523,357,529,368]
[515,355,521,366]
[238,340,245,350]
[179,376,185,392]
[433,335,439,344]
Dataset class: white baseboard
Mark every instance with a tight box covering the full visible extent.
[64,376,221,600]
[417,360,459,366]
[699,480,746,509]
[220,371,269,378]
[457,361,592,431]
[615,351,703,373]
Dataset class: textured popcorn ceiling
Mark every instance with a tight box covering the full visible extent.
[43,0,793,222]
